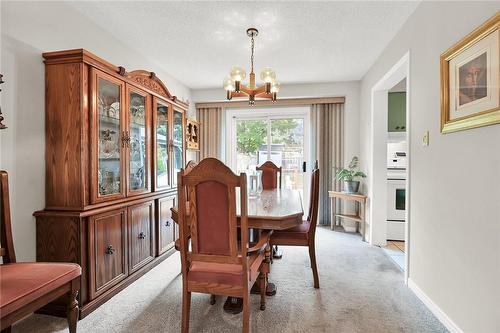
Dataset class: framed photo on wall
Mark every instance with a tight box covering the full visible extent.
[440,12,500,133]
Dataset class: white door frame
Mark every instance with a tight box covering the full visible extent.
[226,106,311,207]
[369,51,411,283]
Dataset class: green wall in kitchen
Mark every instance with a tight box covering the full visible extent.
[388,92,406,132]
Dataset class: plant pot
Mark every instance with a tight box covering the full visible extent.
[343,180,360,194]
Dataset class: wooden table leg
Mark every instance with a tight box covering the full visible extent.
[228,241,276,314]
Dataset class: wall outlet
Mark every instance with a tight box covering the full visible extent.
[422,130,429,146]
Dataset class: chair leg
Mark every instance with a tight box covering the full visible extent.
[66,279,79,333]
[242,295,250,333]
[182,290,191,333]
[308,241,320,289]
[210,294,216,305]
[259,272,266,310]
[1,326,12,333]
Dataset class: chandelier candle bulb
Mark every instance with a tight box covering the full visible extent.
[271,81,281,93]
[230,66,246,82]
[260,67,276,83]
[223,77,235,91]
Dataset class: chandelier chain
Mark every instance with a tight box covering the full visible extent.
[250,35,255,74]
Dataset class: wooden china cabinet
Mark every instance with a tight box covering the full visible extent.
[34,49,187,318]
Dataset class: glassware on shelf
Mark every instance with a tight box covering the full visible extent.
[172,110,183,185]
[98,168,120,195]
[156,103,169,188]
[97,78,121,196]
[129,92,147,191]
[99,129,119,159]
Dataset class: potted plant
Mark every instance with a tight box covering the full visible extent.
[335,156,366,193]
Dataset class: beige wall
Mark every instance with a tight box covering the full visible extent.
[359,2,500,332]
[0,1,193,261]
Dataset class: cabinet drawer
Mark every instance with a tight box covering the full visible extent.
[157,196,175,255]
[89,209,127,299]
[128,201,155,273]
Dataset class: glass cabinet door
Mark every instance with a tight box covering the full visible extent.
[127,87,150,195]
[172,109,184,186]
[95,72,125,202]
[154,99,170,189]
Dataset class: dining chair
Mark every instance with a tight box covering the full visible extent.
[269,162,320,288]
[0,171,81,333]
[257,161,282,190]
[257,161,283,260]
[177,158,271,333]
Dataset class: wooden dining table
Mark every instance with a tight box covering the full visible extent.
[170,188,304,311]
[171,188,304,230]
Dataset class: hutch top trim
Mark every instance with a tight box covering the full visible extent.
[42,48,189,110]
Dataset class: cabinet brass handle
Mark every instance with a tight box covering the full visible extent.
[138,232,146,239]
[105,245,115,255]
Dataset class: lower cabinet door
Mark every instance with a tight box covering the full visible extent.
[157,196,175,255]
[128,201,155,273]
[89,208,128,299]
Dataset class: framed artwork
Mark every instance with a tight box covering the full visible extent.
[186,118,200,150]
[440,13,500,133]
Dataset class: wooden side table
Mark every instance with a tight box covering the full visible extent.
[329,191,367,241]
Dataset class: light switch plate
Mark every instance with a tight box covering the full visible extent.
[422,131,429,146]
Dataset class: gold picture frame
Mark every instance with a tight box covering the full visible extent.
[441,12,500,133]
[186,118,200,150]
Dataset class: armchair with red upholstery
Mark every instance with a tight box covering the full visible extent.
[0,171,81,333]
[176,158,270,333]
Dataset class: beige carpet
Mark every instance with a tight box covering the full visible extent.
[13,227,447,333]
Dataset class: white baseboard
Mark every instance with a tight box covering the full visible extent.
[407,278,464,333]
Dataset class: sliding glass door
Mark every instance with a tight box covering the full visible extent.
[228,107,310,207]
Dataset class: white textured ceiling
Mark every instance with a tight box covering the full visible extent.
[68,1,419,89]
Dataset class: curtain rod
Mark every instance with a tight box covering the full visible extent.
[195,96,345,109]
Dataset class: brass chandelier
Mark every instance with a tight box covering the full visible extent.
[223,28,280,106]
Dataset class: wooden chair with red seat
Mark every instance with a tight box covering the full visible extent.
[177,158,270,333]
[269,162,320,288]
[256,161,282,190]
[0,171,81,333]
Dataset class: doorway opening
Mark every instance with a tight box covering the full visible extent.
[226,106,311,208]
[369,52,411,281]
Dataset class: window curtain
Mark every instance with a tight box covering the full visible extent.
[311,103,344,226]
[196,107,224,160]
